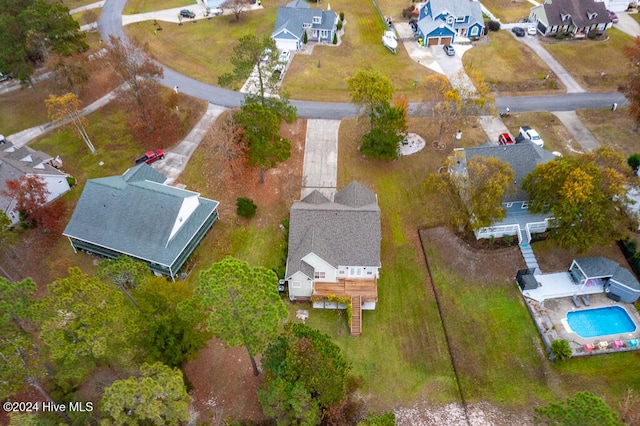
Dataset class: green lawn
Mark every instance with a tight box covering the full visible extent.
[0,84,50,136]
[124,0,197,15]
[463,31,563,95]
[542,28,635,92]
[576,108,640,157]
[475,0,531,23]
[72,8,102,26]
[502,111,584,156]
[61,0,102,10]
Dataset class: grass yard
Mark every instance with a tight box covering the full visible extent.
[72,8,102,26]
[124,0,197,15]
[124,7,278,87]
[0,84,50,136]
[124,0,438,102]
[463,31,563,95]
[61,0,101,10]
[542,28,634,92]
[476,0,531,23]
[576,108,640,157]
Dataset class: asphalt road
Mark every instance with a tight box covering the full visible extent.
[99,0,628,118]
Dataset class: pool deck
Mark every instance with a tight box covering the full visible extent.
[522,272,604,303]
[524,293,640,357]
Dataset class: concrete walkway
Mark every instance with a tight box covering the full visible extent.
[301,120,340,200]
[153,103,226,185]
[478,115,510,144]
[551,111,600,152]
[512,34,585,93]
[7,86,123,148]
[70,1,105,15]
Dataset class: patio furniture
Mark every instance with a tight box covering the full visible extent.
[572,294,582,307]
[628,339,639,348]
[584,343,595,352]
[612,340,624,349]
[597,341,609,350]
[581,294,590,306]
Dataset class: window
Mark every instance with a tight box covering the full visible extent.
[312,16,321,24]
[521,201,529,209]
[456,16,465,22]
[469,26,478,36]
[338,269,345,275]
[349,267,363,277]
[303,23,311,29]
[291,281,302,288]
[314,271,325,279]
[367,270,373,276]
[446,16,454,24]
[506,202,513,208]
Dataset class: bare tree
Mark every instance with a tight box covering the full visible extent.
[102,35,163,130]
[45,92,95,153]
[221,0,250,21]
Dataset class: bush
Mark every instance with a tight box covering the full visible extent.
[339,12,344,21]
[333,33,337,44]
[550,339,572,360]
[66,176,76,187]
[555,33,566,40]
[303,30,308,44]
[486,20,500,31]
[628,153,640,171]
[236,197,257,218]
[337,20,342,31]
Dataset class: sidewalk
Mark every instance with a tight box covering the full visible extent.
[551,111,600,152]
[121,3,263,25]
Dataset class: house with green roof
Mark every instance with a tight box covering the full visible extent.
[63,164,219,278]
[285,181,381,336]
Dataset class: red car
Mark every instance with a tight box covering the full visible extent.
[135,149,165,165]
[498,133,514,145]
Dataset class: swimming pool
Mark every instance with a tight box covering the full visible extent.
[566,306,637,338]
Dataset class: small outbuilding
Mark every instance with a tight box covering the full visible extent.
[569,257,640,303]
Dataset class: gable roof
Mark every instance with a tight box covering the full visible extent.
[459,141,557,202]
[574,257,640,291]
[286,183,381,279]
[420,0,484,30]
[0,141,67,214]
[272,6,337,41]
[63,164,219,268]
[541,0,609,27]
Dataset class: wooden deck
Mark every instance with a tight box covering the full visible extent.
[350,295,362,337]
[312,277,377,303]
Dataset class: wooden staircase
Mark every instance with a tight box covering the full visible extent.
[350,295,362,337]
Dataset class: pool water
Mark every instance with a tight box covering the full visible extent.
[567,306,637,338]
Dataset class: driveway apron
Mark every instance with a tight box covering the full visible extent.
[301,120,340,200]
[551,111,600,152]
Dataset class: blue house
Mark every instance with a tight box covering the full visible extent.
[416,0,484,46]
[271,0,338,51]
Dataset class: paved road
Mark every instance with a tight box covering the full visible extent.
[99,0,627,118]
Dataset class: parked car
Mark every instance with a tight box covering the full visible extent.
[135,149,165,165]
[511,27,525,37]
[498,133,515,145]
[518,126,544,147]
[608,10,619,23]
[278,49,291,63]
[260,48,273,63]
[442,44,455,56]
[527,25,537,35]
[180,9,196,19]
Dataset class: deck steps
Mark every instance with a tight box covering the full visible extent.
[519,243,540,271]
[350,295,362,337]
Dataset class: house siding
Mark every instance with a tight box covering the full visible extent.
[608,281,640,303]
[288,270,313,300]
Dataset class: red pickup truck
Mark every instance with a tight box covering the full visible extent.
[135,149,165,165]
[498,133,514,145]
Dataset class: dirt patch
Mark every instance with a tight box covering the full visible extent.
[532,239,630,274]
[421,226,526,284]
[183,339,266,424]
[395,401,533,426]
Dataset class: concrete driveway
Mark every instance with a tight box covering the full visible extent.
[478,116,511,144]
[430,44,477,93]
[301,120,340,200]
[551,111,600,152]
[615,12,640,38]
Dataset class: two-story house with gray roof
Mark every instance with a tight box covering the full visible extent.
[63,164,219,278]
[0,140,70,225]
[529,0,612,37]
[285,181,381,336]
[449,141,557,243]
[416,0,484,46]
[271,1,338,51]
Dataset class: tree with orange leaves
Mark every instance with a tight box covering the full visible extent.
[623,36,640,130]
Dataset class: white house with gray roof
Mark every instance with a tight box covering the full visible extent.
[271,2,338,51]
[0,140,70,225]
[286,181,381,336]
[63,164,219,278]
[450,141,557,243]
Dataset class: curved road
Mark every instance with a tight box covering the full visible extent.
[99,0,627,118]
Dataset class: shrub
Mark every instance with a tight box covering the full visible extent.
[236,197,257,218]
[550,339,572,360]
[339,11,344,21]
[66,176,76,187]
[555,33,566,40]
[628,153,640,171]
[486,20,500,31]
[333,33,337,44]
[303,30,308,44]
[337,20,342,31]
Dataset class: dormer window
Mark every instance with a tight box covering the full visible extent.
[586,11,597,20]
[560,13,571,21]
[446,16,454,24]
[312,16,321,24]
